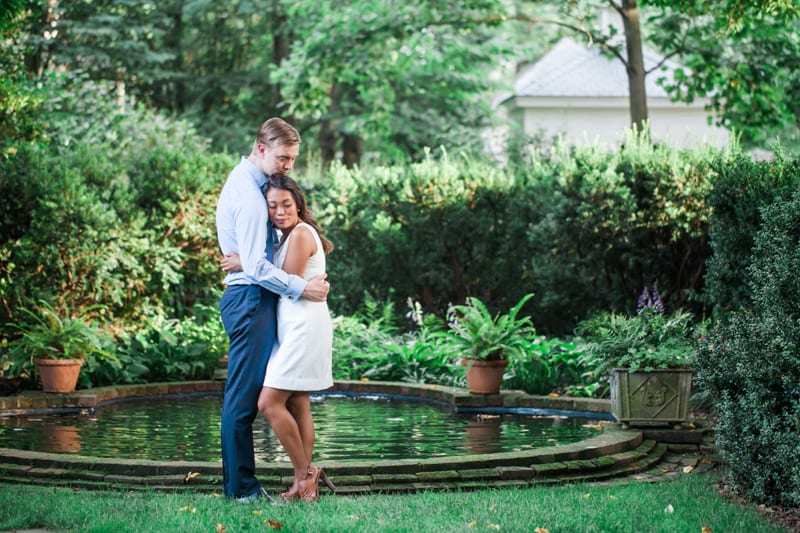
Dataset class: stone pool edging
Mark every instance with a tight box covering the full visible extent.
[0,380,716,495]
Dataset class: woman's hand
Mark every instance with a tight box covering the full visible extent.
[220,253,243,273]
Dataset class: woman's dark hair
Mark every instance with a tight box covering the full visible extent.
[265,175,333,254]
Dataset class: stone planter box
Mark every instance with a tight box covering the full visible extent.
[610,368,693,428]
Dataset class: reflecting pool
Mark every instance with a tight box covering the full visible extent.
[0,393,604,462]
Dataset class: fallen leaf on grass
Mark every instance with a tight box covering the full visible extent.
[486,524,500,530]
[701,459,713,465]
[701,526,712,533]
[252,510,264,516]
[664,504,674,514]
[177,505,196,513]
[469,519,479,528]
[208,492,221,498]
[184,472,200,482]
[263,519,283,530]
[683,466,695,474]
[215,524,226,533]
[661,468,671,473]
[534,528,550,533]
[548,392,559,398]
[583,493,591,499]
[489,504,497,512]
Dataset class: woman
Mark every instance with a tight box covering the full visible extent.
[221,174,335,502]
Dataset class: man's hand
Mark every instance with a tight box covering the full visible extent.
[302,273,329,302]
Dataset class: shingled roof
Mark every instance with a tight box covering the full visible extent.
[512,37,680,99]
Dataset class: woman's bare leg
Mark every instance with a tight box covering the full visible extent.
[258,387,309,493]
[287,393,314,464]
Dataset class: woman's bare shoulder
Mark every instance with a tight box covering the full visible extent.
[288,223,317,254]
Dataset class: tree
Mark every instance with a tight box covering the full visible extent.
[276,0,512,167]
[648,2,800,149]
[13,0,513,164]
[515,0,799,142]
[13,0,288,151]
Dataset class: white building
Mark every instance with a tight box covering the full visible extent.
[497,37,729,149]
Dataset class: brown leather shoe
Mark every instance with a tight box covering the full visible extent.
[300,466,320,502]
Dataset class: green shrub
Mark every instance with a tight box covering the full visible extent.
[504,336,598,396]
[518,134,714,331]
[111,311,224,384]
[0,74,231,337]
[576,307,697,374]
[696,190,800,508]
[703,152,800,315]
[318,134,717,335]
[331,298,461,386]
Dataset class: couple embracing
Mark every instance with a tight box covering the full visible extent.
[215,117,335,503]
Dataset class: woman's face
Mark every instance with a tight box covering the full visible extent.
[266,188,299,231]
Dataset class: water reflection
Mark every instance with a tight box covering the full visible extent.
[465,416,503,454]
[0,394,603,462]
[40,424,82,453]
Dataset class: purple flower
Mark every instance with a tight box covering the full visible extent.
[637,286,664,314]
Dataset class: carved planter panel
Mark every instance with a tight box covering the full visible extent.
[610,368,693,427]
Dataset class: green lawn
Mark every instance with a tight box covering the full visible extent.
[0,473,787,532]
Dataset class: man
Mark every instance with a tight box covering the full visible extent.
[215,117,329,502]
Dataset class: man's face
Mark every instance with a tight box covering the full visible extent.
[258,142,299,175]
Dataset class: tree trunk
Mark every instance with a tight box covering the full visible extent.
[620,0,649,137]
[24,4,56,75]
[318,118,338,169]
[318,83,343,168]
[341,132,362,168]
[270,0,293,122]
[165,1,185,112]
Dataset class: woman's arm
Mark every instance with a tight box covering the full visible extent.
[281,226,317,277]
[219,226,316,276]
[220,253,243,273]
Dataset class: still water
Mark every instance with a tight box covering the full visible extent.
[0,394,602,462]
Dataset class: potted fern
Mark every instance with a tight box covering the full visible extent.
[443,293,535,394]
[576,288,697,428]
[7,301,115,393]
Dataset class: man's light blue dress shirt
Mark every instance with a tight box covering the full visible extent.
[216,157,306,300]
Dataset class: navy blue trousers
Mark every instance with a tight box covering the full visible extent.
[219,285,277,498]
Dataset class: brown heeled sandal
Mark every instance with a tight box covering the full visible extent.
[300,465,336,502]
[280,487,301,501]
[300,466,319,502]
[317,467,336,492]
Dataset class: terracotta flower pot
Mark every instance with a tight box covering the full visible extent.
[462,358,509,394]
[34,358,84,394]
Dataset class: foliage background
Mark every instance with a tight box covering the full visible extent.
[3,0,800,512]
[319,134,714,334]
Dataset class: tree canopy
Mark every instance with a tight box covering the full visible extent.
[4,0,800,161]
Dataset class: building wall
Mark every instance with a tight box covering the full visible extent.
[514,96,729,149]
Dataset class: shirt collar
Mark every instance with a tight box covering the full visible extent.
[241,156,267,190]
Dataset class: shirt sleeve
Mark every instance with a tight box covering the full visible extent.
[235,193,306,301]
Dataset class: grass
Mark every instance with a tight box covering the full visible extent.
[0,473,788,533]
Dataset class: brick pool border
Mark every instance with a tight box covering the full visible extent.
[0,380,713,494]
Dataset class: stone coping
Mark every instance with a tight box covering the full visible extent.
[0,380,717,494]
[0,379,613,416]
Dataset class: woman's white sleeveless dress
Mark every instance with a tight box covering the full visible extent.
[264,222,333,391]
